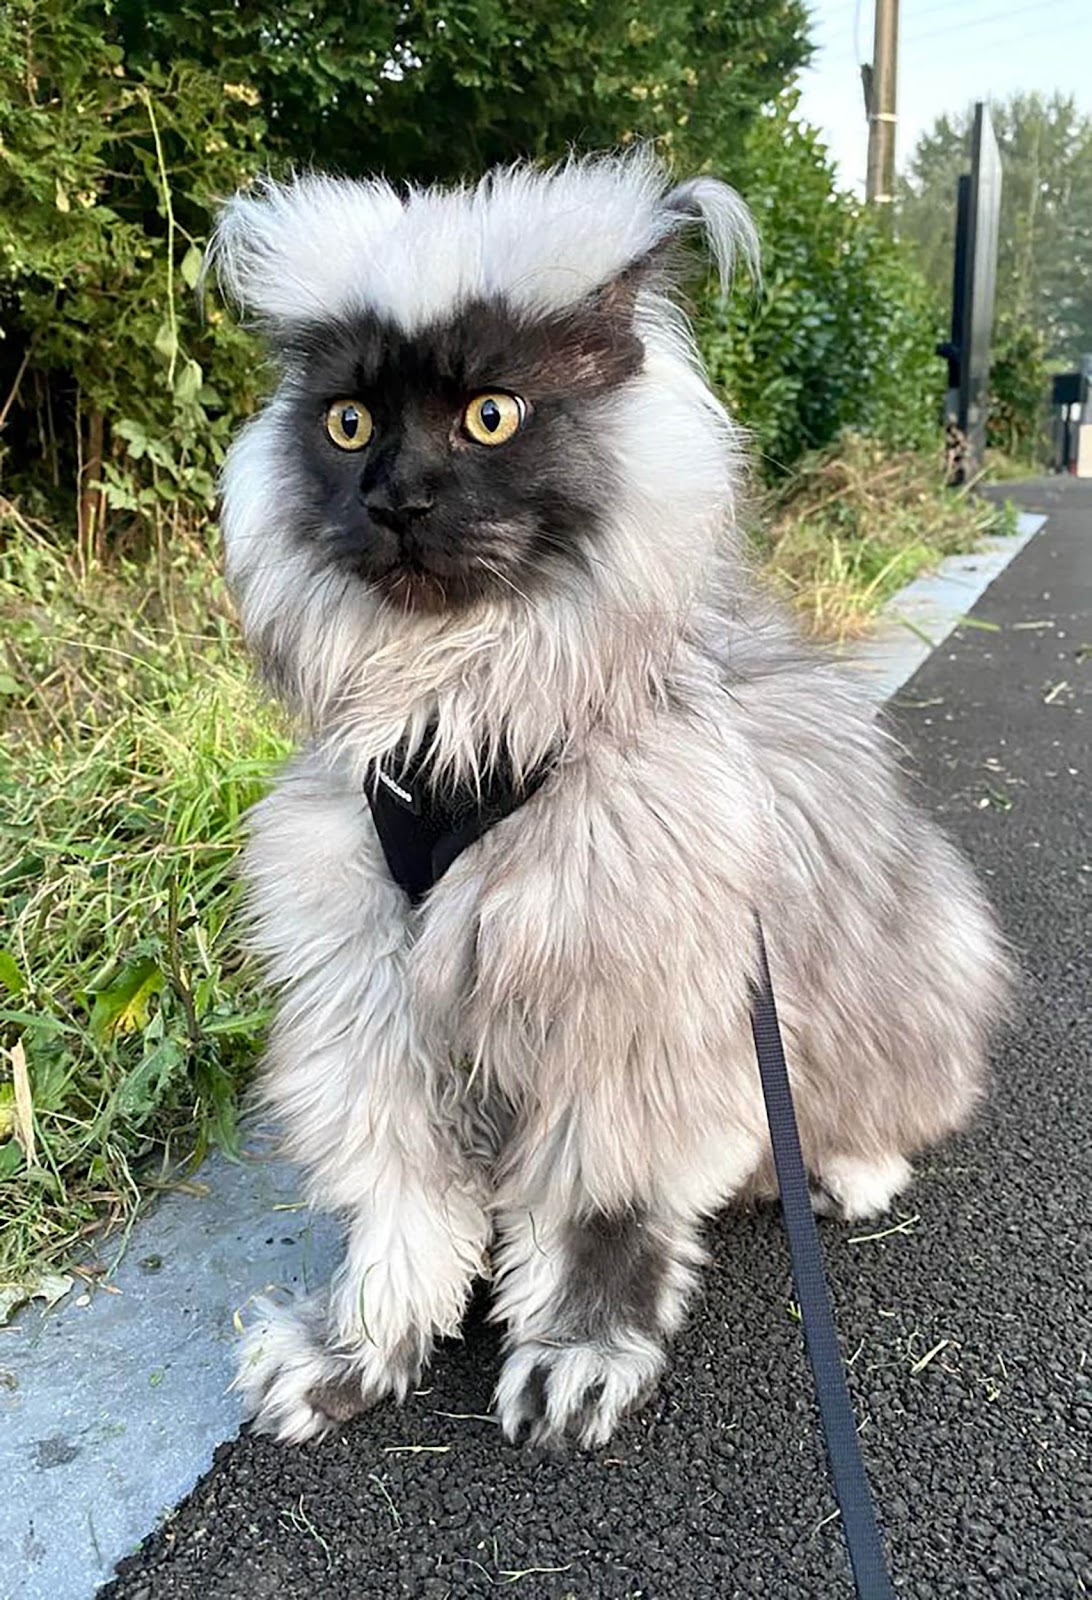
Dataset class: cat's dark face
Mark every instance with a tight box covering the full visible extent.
[275,291,645,612]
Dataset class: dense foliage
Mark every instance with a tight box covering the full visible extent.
[703,101,943,472]
[115,0,812,183]
[986,315,1050,461]
[0,0,267,552]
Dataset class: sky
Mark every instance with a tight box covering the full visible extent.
[796,0,1092,191]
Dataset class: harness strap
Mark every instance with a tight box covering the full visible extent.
[365,738,555,905]
[751,915,896,1599]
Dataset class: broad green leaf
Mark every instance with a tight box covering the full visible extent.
[89,958,164,1042]
[114,1037,185,1120]
[174,358,203,405]
[180,244,203,290]
[154,320,178,363]
[0,950,27,994]
[115,418,150,461]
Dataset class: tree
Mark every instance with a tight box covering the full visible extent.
[898,93,1092,367]
[112,0,813,183]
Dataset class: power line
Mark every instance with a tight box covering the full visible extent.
[901,0,1082,50]
[805,22,855,52]
[901,5,1088,65]
[901,0,1020,25]
[815,0,1036,41]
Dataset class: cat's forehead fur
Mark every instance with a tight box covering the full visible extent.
[210,152,754,335]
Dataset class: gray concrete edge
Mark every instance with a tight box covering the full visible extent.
[0,506,1048,1600]
[837,509,1048,703]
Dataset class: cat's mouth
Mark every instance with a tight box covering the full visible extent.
[367,529,536,613]
[374,559,486,615]
[376,563,449,613]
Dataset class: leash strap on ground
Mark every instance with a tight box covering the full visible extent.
[750,916,896,1600]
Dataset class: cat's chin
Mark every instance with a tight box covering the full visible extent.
[372,562,485,617]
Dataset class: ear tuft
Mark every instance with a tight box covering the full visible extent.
[202,184,274,315]
[661,177,759,291]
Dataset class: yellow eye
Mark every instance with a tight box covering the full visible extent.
[463,392,525,446]
[325,400,373,451]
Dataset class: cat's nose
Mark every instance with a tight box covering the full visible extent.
[364,485,434,533]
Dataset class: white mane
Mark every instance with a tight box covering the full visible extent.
[209,151,757,333]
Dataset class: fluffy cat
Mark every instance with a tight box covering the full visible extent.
[210,153,1011,1448]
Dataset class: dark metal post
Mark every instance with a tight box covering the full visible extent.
[937,105,1002,484]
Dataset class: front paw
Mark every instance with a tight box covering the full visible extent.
[233,1295,425,1444]
[494,1333,664,1449]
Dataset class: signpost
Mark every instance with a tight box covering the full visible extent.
[937,104,1003,484]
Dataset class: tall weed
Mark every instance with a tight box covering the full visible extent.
[0,506,287,1284]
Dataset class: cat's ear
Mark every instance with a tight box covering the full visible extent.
[204,173,405,325]
[660,177,759,292]
[585,260,647,322]
[586,174,758,309]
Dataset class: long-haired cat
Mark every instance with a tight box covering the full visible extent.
[210,153,1010,1448]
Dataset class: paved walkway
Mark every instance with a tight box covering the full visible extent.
[22,481,1092,1598]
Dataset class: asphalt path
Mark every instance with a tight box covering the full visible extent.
[105,479,1090,1600]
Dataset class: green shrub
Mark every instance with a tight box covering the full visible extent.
[0,0,266,549]
[119,0,811,185]
[700,98,944,476]
[987,316,1050,464]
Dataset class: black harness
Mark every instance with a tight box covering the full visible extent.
[365,739,554,906]
[365,740,894,1599]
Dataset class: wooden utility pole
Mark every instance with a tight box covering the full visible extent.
[865,0,899,213]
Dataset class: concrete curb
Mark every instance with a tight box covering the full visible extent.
[0,507,1048,1600]
[1,1147,339,1600]
[838,510,1048,703]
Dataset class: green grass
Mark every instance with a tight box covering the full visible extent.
[0,442,1017,1294]
[757,434,1016,640]
[0,504,289,1294]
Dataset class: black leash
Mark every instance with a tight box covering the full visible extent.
[751,916,896,1599]
[366,743,895,1595]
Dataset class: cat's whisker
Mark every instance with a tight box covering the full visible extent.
[475,556,541,615]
